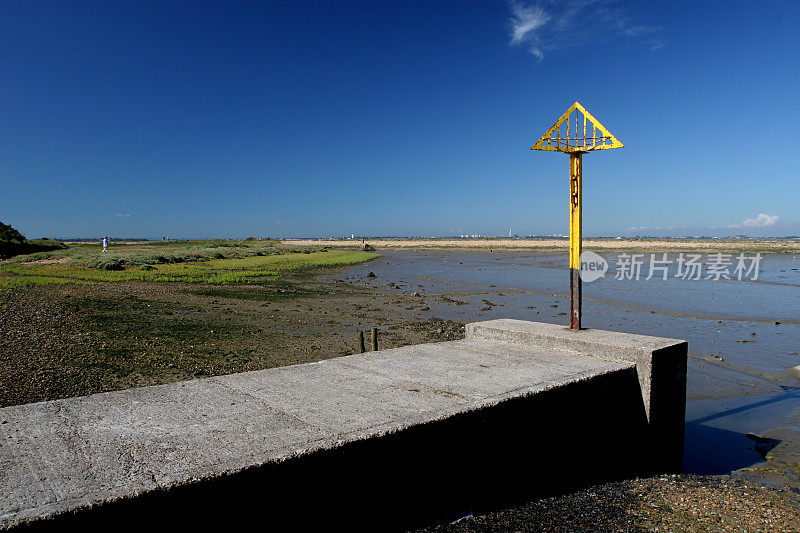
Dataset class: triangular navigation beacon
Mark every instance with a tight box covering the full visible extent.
[531,102,623,153]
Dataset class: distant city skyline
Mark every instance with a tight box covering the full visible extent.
[2,1,798,240]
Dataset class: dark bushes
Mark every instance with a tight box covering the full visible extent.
[0,222,66,259]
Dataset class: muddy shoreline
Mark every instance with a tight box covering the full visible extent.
[0,267,463,408]
[3,256,799,531]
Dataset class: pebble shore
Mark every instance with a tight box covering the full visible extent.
[419,474,800,532]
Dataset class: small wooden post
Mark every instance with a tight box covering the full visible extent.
[358,331,365,353]
[371,327,378,351]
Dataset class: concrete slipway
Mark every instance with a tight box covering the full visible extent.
[0,319,686,530]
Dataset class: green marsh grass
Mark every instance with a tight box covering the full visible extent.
[0,275,76,290]
[0,243,377,292]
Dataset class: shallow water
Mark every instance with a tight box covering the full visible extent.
[343,250,800,487]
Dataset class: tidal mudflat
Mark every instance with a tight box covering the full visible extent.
[0,241,461,407]
[2,242,799,530]
[342,249,800,491]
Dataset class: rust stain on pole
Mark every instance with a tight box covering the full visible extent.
[569,152,582,330]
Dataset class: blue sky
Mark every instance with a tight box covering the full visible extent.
[1,1,798,239]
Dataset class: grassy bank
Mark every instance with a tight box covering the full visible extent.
[0,240,377,291]
[1,239,465,407]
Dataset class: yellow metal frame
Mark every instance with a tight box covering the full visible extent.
[531,102,623,153]
[530,102,622,329]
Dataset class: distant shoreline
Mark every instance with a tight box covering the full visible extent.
[282,238,800,253]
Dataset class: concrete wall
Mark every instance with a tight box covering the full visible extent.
[15,371,647,531]
[2,320,686,531]
[467,319,688,473]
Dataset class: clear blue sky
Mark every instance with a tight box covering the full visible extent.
[1,1,798,239]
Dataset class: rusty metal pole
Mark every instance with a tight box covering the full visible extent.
[569,152,582,330]
[531,102,623,331]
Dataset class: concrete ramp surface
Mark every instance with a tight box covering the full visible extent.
[0,319,686,530]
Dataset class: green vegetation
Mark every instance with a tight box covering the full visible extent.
[0,275,76,291]
[0,239,460,408]
[1,238,288,266]
[0,222,25,243]
[0,240,377,292]
[0,221,66,259]
[63,296,262,381]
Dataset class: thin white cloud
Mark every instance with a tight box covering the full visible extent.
[115,213,131,218]
[622,25,651,37]
[509,2,550,58]
[729,213,780,228]
[507,1,661,59]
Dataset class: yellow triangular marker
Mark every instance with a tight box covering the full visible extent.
[531,102,623,153]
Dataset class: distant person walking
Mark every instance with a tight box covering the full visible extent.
[102,236,108,253]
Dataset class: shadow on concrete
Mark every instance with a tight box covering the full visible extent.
[18,368,665,532]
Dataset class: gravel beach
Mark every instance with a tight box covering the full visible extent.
[418,474,800,532]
